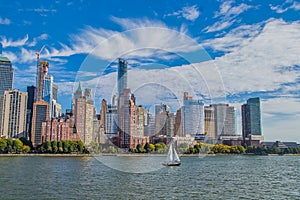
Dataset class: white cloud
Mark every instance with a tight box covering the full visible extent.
[0,17,11,25]
[204,1,253,32]
[0,35,29,48]
[262,97,300,142]
[164,5,200,21]
[270,0,300,13]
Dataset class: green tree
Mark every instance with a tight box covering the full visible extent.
[58,141,63,153]
[144,143,152,153]
[149,143,155,152]
[22,145,30,153]
[44,141,52,153]
[136,144,143,153]
[237,145,246,154]
[63,140,70,153]
[0,138,7,153]
[12,139,23,153]
[51,141,58,153]
[77,141,84,153]
[6,138,13,153]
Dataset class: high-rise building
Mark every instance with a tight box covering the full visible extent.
[155,104,169,135]
[100,99,108,130]
[0,56,13,133]
[52,83,58,101]
[210,104,236,137]
[105,105,118,134]
[36,60,49,102]
[26,86,36,140]
[181,92,204,136]
[84,88,92,99]
[204,106,216,139]
[174,109,184,136]
[43,74,53,117]
[117,58,128,96]
[118,89,149,148]
[72,84,95,146]
[31,100,50,147]
[1,89,27,138]
[242,97,262,140]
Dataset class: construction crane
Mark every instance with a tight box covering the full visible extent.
[35,45,45,61]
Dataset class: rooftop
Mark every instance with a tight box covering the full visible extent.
[0,56,11,62]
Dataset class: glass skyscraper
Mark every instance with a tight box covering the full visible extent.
[242,97,262,138]
[117,58,128,96]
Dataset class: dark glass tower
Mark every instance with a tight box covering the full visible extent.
[117,58,128,96]
[242,97,262,139]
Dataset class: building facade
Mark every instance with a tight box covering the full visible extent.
[1,89,27,138]
[210,104,236,137]
[31,100,50,147]
[242,97,262,140]
[181,92,204,136]
[117,58,128,96]
[0,56,13,134]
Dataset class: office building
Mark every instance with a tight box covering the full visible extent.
[31,100,50,147]
[26,86,36,139]
[1,89,27,138]
[0,56,13,133]
[36,60,49,101]
[210,104,236,136]
[242,97,262,140]
[106,105,118,134]
[204,106,216,139]
[181,92,204,136]
[117,58,128,96]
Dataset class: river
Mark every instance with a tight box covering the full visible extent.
[0,155,299,199]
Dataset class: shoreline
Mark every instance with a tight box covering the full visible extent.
[0,153,300,157]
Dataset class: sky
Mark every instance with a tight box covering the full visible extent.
[0,0,299,142]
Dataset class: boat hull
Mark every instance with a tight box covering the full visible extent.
[162,162,181,166]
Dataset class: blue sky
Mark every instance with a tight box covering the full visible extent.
[0,0,299,142]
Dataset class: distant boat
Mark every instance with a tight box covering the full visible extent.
[162,140,181,166]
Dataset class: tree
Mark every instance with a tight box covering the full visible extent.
[144,143,152,153]
[44,141,52,153]
[12,139,23,153]
[51,141,58,153]
[77,141,84,153]
[22,145,30,153]
[63,140,70,153]
[58,141,63,153]
[6,138,13,153]
[0,138,7,153]
[237,145,246,154]
[136,144,143,153]
[149,144,155,152]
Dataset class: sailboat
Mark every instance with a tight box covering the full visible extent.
[162,141,181,166]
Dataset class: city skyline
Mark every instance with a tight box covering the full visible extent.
[0,1,299,143]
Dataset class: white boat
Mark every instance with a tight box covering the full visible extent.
[162,141,181,166]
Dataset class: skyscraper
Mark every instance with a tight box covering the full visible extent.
[31,100,50,146]
[210,104,236,136]
[72,84,95,146]
[0,56,13,133]
[1,89,27,138]
[242,97,262,140]
[117,58,128,96]
[43,74,53,117]
[26,86,36,139]
[36,60,49,102]
[204,106,216,139]
[181,92,204,136]
[155,104,169,135]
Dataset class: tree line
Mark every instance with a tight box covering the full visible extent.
[36,140,89,154]
[0,138,30,154]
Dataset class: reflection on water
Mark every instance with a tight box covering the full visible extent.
[95,155,165,173]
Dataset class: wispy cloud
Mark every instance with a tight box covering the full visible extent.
[204,1,253,32]
[0,35,29,48]
[0,17,11,25]
[164,5,200,21]
[270,0,300,13]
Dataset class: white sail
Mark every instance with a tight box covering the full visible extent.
[166,143,173,162]
[173,147,180,162]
